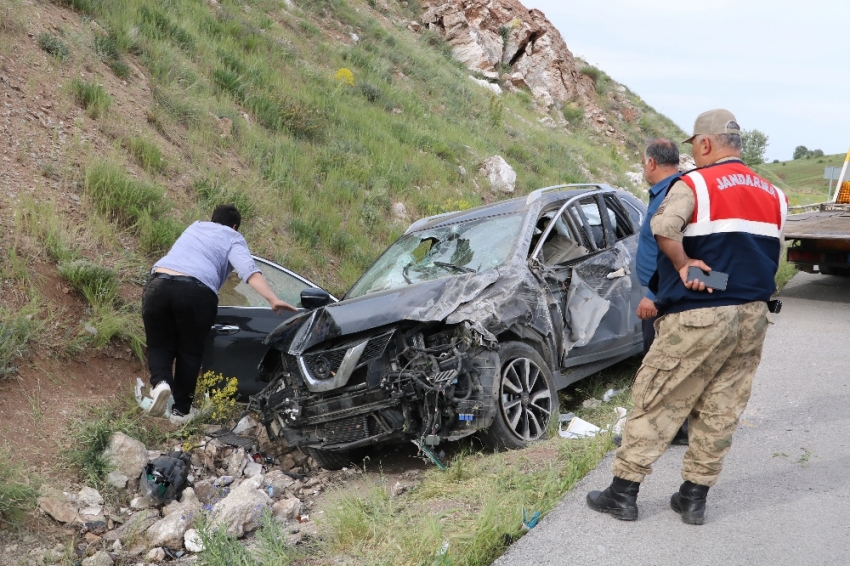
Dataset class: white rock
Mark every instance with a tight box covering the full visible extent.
[78,487,104,507]
[38,496,78,524]
[243,462,264,478]
[130,496,152,510]
[272,497,302,522]
[226,447,248,476]
[111,539,122,552]
[350,33,359,43]
[106,471,128,489]
[184,528,205,552]
[391,202,408,221]
[82,551,113,566]
[469,75,502,95]
[262,470,296,498]
[145,488,202,550]
[104,433,149,486]
[233,416,259,435]
[211,475,272,537]
[479,156,517,194]
[146,548,166,561]
[458,165,467,176]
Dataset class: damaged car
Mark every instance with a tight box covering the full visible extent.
[205,185,647,469]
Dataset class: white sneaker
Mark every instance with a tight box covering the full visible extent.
[169,407,198,426]
[148,382,172,417]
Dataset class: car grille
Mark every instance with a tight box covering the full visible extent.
[322,415,369,444]
[297,330,394,381]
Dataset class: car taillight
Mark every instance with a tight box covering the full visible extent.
[787,250,820,263]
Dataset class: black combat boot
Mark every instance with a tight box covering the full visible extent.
[670,481,710,524]
[586,476,640,521]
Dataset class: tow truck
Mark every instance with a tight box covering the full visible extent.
[785,148,850,276]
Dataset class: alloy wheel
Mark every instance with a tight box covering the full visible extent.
[499,356,553,441]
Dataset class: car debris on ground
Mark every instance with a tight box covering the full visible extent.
[28,417,392,564]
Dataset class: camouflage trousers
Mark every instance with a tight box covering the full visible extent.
[613,301,770,487]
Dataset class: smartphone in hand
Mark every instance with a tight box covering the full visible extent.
[686,266,728,291]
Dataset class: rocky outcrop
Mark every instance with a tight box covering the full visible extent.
[420,0,600,114]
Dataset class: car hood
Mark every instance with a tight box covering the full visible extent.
[265,269,501,354]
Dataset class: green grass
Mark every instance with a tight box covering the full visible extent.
[57,258,119,308]
[125,136,166,174]
[14,197,79,263]
[46,0,684,297]
[0,446,41,527]
[757,153,847,206]
[195,511,299,566]
[316,359,635,566]
[0,306,38,379]
[84,160,167,225]
[70,79,112,118]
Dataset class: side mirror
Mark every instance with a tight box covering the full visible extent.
[300,288,333,310]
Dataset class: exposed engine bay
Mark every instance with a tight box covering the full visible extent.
[253,322,499,453]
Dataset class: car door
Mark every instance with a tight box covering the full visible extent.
[201,256,333,399]
[531,192,637,366]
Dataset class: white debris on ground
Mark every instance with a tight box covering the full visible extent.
[28,418,382,564]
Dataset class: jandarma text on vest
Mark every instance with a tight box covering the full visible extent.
[715,173,775,195]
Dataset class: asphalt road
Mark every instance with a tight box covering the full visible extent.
[493,272,850,566]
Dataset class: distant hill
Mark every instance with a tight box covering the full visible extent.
[757,154,847,206]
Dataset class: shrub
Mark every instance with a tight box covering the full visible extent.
[579,65,600,84]
[125,136,166,174]
[37,33,71,61]
[562,104,584,125]
[137,213,182,256]
[57,259,119,308]
[334,67,355,86]
[0,309,36,379]
[358,82,382,102]
[70,79,112,118]
[108,60,131,79]
[93,34,119,60]
[0,448,40,527]
[196,371,239,421]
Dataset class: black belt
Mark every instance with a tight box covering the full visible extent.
[152,273,205,286]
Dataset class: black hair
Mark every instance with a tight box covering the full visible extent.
[211,204,241,231]
[645,138,680,167]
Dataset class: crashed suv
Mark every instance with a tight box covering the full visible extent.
[206,185,647,469]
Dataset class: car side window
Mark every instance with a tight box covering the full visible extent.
[534,208,591,266]
[576,197,608,250]
[603,194,636,241]
[218,259,312,307]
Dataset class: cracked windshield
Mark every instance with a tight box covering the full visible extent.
[347,214,524,298]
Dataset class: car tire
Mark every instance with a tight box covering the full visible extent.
[480,341,558,450]
[306,447,361,471]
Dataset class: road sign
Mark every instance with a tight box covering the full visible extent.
[824,167,842,180]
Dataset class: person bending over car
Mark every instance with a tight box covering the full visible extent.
[142,204,297,424]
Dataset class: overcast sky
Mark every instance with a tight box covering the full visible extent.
[526,1,850,161]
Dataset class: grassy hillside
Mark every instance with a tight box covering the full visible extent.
[0,0,684,373]
[757,153,847,206]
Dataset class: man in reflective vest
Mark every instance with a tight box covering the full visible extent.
[587,109,787,524]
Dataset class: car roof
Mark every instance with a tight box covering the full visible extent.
[404,183,622,234]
